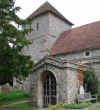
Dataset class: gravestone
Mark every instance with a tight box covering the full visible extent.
[1,83,12,94]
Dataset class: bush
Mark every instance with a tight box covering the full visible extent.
[51,105,56,110]
[84,65,99,95]
[97,93,100,102]
[50,105,63,110]
[88,102,92,105]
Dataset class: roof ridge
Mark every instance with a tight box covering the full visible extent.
[28,1,73,25]
[60,20,100,35]
[72,20,100,31]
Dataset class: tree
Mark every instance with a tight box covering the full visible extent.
[84,65,99,94]
[0,0,33,85]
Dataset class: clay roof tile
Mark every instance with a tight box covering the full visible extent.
[50,21,100,55]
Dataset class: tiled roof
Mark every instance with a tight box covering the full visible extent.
[50,21,100,55]
[28,2,73,25]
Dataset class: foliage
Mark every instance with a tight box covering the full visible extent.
[84,65,99,95]
[0,0,33,85]
[50,105,56,110]
[63,102,92,109]
[50,103,92,110]
[97,93,100,102]
[50,105,63,110]
[0,90,30,102]
[88,102,92,105]
[49,104,100,110]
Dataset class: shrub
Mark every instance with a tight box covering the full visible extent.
[84,65,99,95]
[63,104,73,108]
[97,93,100,102]
[88,102,92,105]
[50,105,63,110]
[50,105,56,110]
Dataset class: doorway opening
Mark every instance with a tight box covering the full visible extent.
[42,72,56,107]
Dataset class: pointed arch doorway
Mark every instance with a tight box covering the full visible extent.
[42,71,56,107]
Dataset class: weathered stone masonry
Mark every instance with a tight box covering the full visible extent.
[30,56,79,107]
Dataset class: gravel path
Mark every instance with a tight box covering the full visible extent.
[2,100,30,107]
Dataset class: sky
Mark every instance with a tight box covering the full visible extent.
[15,0,100,27]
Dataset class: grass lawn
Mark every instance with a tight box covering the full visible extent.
[0,97,29,106]
[0,90,37,110]
[8,103,37,110]
[0,90,30,106]
[89,105,100,110]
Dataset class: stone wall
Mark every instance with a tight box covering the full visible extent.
[53,48,100,63]
[22,13,49,63]
[49,13,72,39]
[23,12,72,63]
[53,48,100,92]
[30,57,79,107]
[31,64,65,107]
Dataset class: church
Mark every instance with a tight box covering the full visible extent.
[23,2,100,107]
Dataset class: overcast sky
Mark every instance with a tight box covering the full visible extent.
[15,0,100,27]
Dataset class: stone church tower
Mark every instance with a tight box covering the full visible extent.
[23,2,73,62]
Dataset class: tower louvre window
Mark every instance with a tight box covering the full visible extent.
[30,24,32,33]
[36,22,39,31]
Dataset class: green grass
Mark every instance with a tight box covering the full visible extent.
[89,105,100,110]
[0,90,37,110]
[0,90,30,106]
[63,102,92,109]
[0,97,29,106]
[49,102,92,110]
[8,103,37,110]
[0,90,30,101]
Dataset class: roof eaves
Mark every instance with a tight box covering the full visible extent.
[50,46,100,56]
